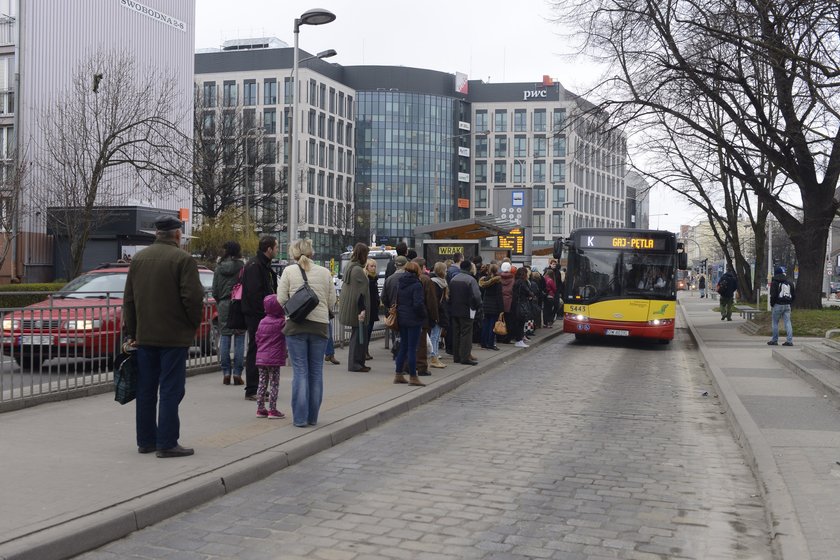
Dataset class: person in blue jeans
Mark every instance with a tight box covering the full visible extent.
[324,320,340,365]
[212,241,246,385]
[277,238,337,427]
[768,266,796,346]
[393,261,427,387]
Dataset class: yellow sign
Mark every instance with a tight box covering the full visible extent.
[498,228,525,255]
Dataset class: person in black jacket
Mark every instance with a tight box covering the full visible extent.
[393,262,427,386]
[479,264,503,350]
[241,236,278,400]
[364,258,380,360]
[511,267,533,348]
[768,266,796,346]
[449,260,482,365]
[384,241,408,280]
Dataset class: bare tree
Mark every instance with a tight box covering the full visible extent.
[0,152,28,280]
[556,0,840,307]
[192,89,288,229]
[39,50,189,279]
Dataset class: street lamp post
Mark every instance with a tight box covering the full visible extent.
[289,8,336,250]
[651,212,669,230]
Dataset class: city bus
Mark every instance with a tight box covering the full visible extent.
[559,228,688,343]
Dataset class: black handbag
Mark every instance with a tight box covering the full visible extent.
[114,351,138,405]
[285,265,320,323]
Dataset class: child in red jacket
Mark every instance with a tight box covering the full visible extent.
[255,294,288,418]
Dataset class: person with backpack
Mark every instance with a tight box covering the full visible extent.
[768,266,796,346]
[716,265,738,321]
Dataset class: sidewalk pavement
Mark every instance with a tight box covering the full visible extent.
[0,326,564,560]
[2,296,838,560]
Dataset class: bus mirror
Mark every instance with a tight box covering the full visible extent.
[553,237,564,260]
[678,252,688,270]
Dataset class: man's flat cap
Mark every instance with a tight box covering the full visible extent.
[154,215,183,231]
[394,255,408,267]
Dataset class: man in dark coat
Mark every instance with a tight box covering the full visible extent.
[413,257,439,376]
[241,236,278,399]
[123,215,205,458]
[768,266,796,346]
[384,241,408,280]
[448,260,482,365]
[716,265,738,321]
[382,255,408,356]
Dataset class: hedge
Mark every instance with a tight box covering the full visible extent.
[0,283,67,308]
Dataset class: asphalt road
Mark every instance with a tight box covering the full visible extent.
[76,329,773,559]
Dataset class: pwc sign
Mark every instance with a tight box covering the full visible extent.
[523,89,548,101]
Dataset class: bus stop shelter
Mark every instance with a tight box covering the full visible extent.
[414,216,520,264]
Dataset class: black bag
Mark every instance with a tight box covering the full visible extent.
[226,268,247,330]
[286,265,320,323]
[114,351,138,405]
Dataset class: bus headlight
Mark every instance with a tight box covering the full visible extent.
[565,313,588,322]
[648,319,673,326]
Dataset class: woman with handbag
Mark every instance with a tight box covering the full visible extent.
[338,243,371,372]
[511,267,533,348]
[479,263,503,351]
[277,238,337,428]
[429,262,448,369]
[211,241,245,385]
[393,261,427,386]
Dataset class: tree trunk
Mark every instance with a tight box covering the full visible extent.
[789,225,829,309]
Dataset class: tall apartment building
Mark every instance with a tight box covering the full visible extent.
[1,0,195,282]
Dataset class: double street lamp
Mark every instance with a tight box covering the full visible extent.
[288,8,336,252]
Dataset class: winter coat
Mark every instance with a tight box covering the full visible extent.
[255,295,287,367]
[480,274,504,317]
[396,272,426,328]
[512,278,534,320]
[716,271,738,298]
[368,275,381,322]
[770,273,796,306]
[276,262,336,327]
[698,275,706,290]
[417,272,439,328]
[381,269,404,309]
[449,271,482,319]
[499,271,515,313]
[241,251,278,320]
[431,276,449,327]
[338,260,371,328]
[123,239,205,347]
[446,263,461,283]
[212,258,245,336]
[544,276,557,299]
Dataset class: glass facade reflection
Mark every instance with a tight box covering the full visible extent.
[355,91,463,245]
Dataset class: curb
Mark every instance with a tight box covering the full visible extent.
[678,304,810,560]
[0,330,565,560]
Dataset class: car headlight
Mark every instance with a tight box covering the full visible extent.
[2,319,20,330]
[64,319,102,330]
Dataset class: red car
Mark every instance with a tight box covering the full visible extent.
[1,263,217,370]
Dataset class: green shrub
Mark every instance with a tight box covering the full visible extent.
[0,283,67,308]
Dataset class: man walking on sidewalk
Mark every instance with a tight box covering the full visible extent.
[768,266,796,346]
[716,265,738,321]
[123,215,205,458]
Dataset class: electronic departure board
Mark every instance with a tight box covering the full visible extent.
[579,234,667,251]
[498,228,525,255]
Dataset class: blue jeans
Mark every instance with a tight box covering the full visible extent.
[286,333,328,426]
[135,346,188,450]
[430,324,441,357]
[395,325,421,375]
[771,304,793,343]
[325,321,335,356]
[481,315,497,348]
[219,333,245,376]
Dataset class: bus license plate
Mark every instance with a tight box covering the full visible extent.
[20,335,52,345]
[605,329,629,337]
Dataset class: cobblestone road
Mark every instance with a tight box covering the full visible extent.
[80,330,773,559]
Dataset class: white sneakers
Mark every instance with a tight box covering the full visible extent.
[515,340,529,348]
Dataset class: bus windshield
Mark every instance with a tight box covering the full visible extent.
[568,249,676,301]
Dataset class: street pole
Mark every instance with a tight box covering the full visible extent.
[767,219,773,311]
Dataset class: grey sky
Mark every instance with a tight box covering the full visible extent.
[195,0,692,231]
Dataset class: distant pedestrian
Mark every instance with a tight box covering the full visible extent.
[277,238,337,428]
[499,261,515,343]
[512,267,534,347]
[393,261,427,386]
[123,215,204,458]
[212,241,245,386]
[338,243,371,372]
[412,257,439,376]
[449,260,482,365]
[429,261,449,368]
[716,265,738,321]
[543,269,557,327]
[254,295,287,419]
[479,263,503,350]
[382,255,408,356]
[241,236,279,400]
[698,274,707,298]
[768,266,796,346]
[364,258,380,361]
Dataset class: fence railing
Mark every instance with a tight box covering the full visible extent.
[0,296,386,410]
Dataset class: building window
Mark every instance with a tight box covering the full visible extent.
[553,136,566,157]
[338,148,344,172]
[513,160,527,183]
[319,142,326,167]
[319,83,326,110]
[263,138,276,164]
[318,172,325,196]
[263,109,276,134]
[329,87,335,113]
[533,213,545,235]
[514,136,527,158]
[223,81,237,107]
[552,108,566,133]
[474,160,487,183]
[533,109,546,132]
[308,79,317,105]
[243,80,257,106]
[338,92,345,117]
[533,161,545,183]
[552,160,566,182]
[327,173,334,197]
[514,109,527,132]
[475,135,488,158]
[552,186,566,207]
[202,112,215,136]
[551,212,564,234]
[346,96,353,119]
[202,82,216,107]
[493,161,506,183]
[533,137,546,158]
[243,108,256,130]
[494,110,507,132]
[346,123,353,147]
[475,110,489,132]
[308,199,316,224]
[533,186,545,209]
[284,77,293,104]
[308,139,316,164]
[475,187,487,208]
[264,79,277,105]
[318,113,325,138]
[308,110,316,135]
[263,167,276,191]
[494,136,507,158]
[328,146,335,170]
[307,169,315,194]
[327,116,335,141]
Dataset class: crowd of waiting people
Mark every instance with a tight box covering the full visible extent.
[213,237,565,425]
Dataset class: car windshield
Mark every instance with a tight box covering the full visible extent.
[55,272,128,298]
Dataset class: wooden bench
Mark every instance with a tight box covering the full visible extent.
[735,306,761,321]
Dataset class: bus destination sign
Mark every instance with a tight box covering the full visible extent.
[583,234,666,251]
